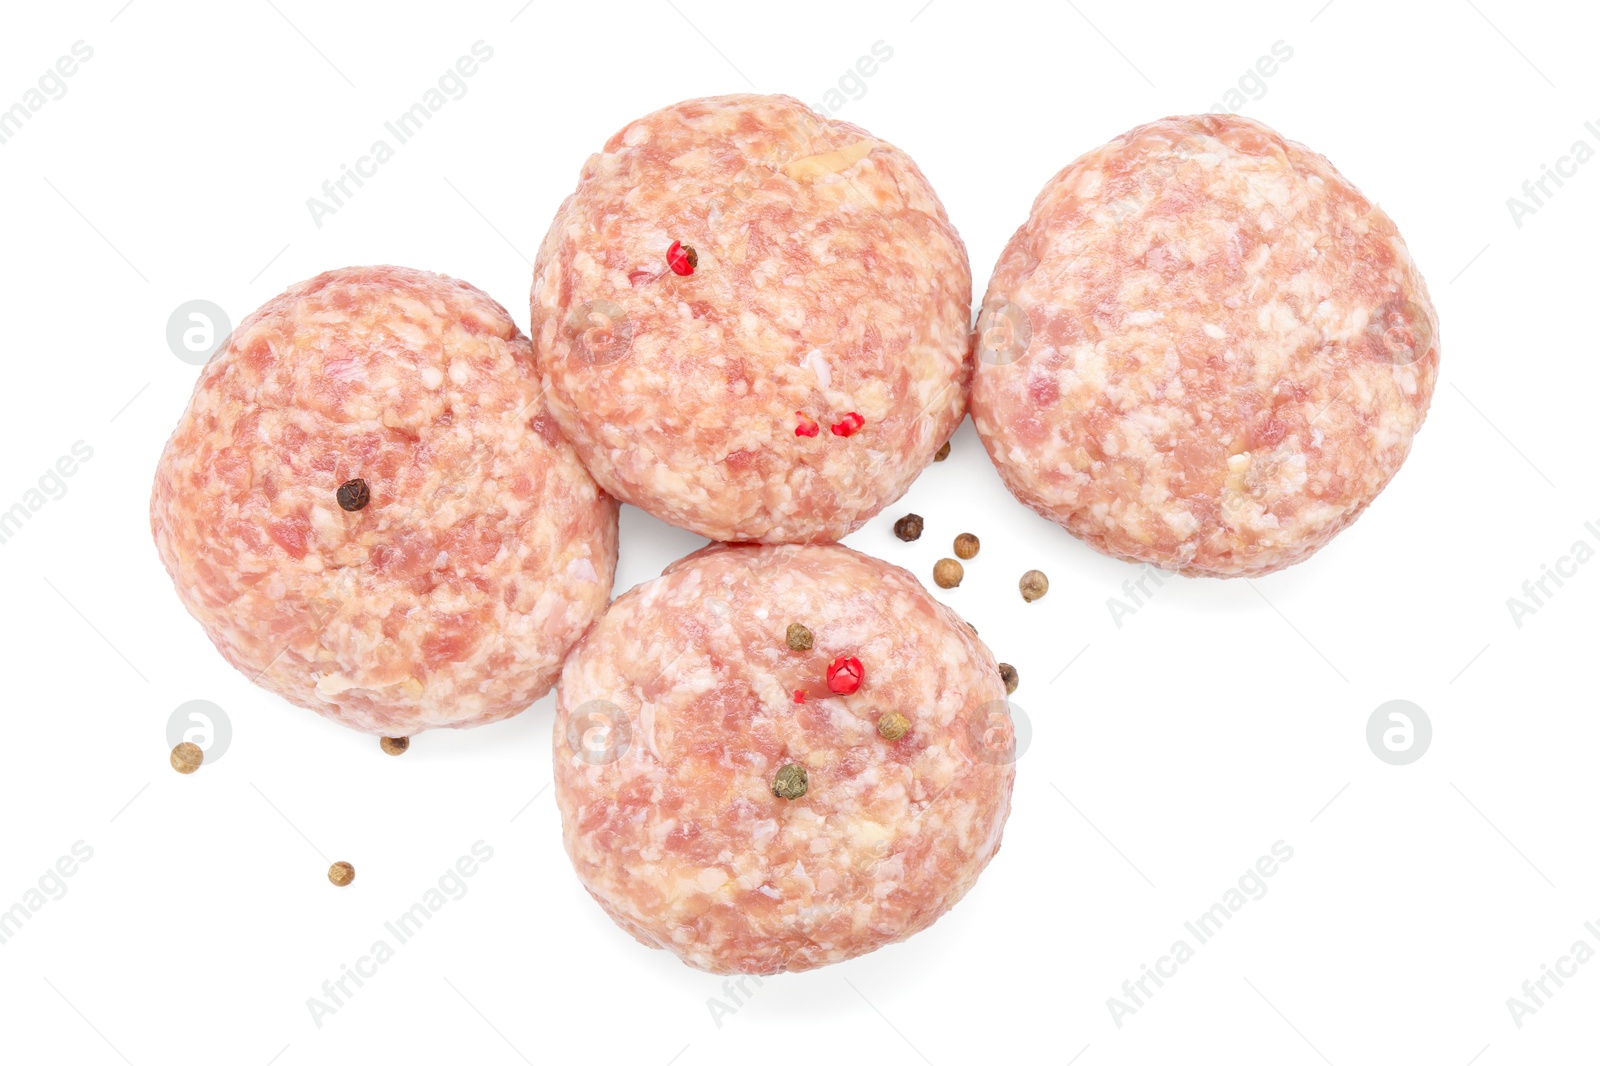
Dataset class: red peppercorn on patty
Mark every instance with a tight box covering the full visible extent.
[531,94,972,544]
[552,542,1015,974]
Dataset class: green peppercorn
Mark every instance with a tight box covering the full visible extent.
[786,623,813,651]
[772,764,808,800]
[877,712,910,741]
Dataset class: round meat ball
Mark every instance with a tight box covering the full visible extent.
[150,266,618,735]
[971,114,1440,577]
[531,94,972,544]
[553,543,1015,974]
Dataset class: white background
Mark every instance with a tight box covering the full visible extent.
[0,1,1594,1063]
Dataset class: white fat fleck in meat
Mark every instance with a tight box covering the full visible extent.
[804,348,832,389]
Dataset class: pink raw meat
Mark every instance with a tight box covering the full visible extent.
[531,94,972,544]
[553,543,1016,974]
[151,266,617,735]
[972,114,1440,576]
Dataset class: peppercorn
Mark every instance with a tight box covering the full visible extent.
[998,663,1018,695]
[893,513,923,542]
[877,711,910,741]
[830,412,865,437]
[786,623,813,651]
[953,532,979,559]
[336,478,370,512]
[826,655,864,694]
[666,240,698,276]
[934,440,951,462]
[380,736,409,756]
[794,412,820,438]
[1019,569,1049,602]
[772,764,808,800]
[170,742,203,774]
[328,861,355,887]
[933,558,963,589]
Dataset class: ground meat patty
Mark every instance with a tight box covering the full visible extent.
[971,114,1440,577]
[531,94,971,544]
[150,266,618,735]
[553,543,1014,973]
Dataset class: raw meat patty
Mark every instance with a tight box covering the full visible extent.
[531,94,972,544]
[972,114,1440,576]
[151,266,618,735]
[553,543,1015,973]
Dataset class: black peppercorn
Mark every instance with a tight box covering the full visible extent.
[337,478,370,512]
[998,663,1018,695]
[893,513,924,542]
